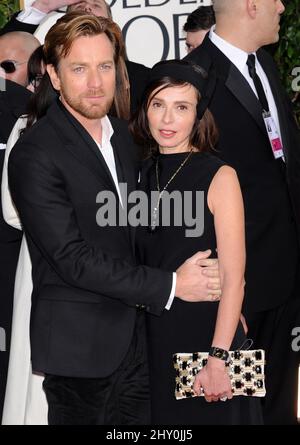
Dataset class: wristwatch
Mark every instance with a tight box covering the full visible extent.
[209,346,230,362]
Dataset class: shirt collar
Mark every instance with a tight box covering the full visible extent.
[209,26,255,74]
[99,115,114,147]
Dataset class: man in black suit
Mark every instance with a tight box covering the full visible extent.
[8,12,219,425]
[0,78,31,420]
[0,0,149,113]
[186,0,300,424]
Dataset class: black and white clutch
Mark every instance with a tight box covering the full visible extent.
[173,349,266,400]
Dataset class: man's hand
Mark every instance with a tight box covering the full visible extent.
[175,250,221,302]
[32,0,81,14]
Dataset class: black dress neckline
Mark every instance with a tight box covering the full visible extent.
[157,150,203,158]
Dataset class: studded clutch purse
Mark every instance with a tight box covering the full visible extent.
[173,350,266,400]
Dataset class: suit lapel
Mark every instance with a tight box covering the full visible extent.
[48,101,138,253]
[225,64,266,135]
[111,130,136,198]
[111,124,138,253]
[202,38,267,136]
[48,101,119,194]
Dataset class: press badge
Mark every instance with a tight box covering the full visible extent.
[263,111,284,160]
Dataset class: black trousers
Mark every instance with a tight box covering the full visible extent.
[246,295,300,425]
[0,237,22,420]
[43,313,150,425]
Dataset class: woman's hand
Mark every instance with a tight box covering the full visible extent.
[193,356,233,402]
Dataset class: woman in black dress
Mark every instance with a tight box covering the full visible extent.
[130,60,263,425]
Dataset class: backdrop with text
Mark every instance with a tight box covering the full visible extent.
[23,0,213,66]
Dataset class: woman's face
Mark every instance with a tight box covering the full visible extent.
[147,83,198,153]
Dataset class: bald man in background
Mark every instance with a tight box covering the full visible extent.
[0,32,40,87]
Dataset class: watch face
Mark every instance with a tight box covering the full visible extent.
[214,348,224,358]
[210,347,229,361]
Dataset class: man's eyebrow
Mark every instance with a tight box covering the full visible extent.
[68,60,114,66]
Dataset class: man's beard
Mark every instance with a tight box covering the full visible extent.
[61,86,113,119]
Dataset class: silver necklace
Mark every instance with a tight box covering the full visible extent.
[149,149,194,232]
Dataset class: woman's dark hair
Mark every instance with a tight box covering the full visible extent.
[27,45,44,88]
[23,45,58,132]
[129,77,218,158]
[25,72,58,131]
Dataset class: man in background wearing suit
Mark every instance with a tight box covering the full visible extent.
[0,78,31,419]
[183,5,215,54]
[8,12,220,425]
[186,0,300,424]
[0,0,149,113]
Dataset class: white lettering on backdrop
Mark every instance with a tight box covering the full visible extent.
[23,0,212,66]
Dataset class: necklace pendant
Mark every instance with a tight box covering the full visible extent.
[149,207,159,233]
[148,224,158,233]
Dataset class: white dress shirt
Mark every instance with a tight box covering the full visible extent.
[96,116,124,206]
[96,116,176,310]
[209,27,282,142]
[17,6,47,25]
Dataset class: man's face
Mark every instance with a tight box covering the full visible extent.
[255,0,285,46]
[47,34,116,123]
[68,0,109,18]
[0,39,29,86]
[186,29,209,53]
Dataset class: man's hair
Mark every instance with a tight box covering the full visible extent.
[183,6,215,33]
[43,11,130,119]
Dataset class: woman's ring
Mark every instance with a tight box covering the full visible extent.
[220,396,227,402]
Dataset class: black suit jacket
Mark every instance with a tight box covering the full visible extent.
[0,13,150,114]
[0,12,36,36]
[8,100,172,378]
[0,78,31,417]
[185,36,300,314]
[126,60,150,113]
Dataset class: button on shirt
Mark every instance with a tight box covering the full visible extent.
[96,116,176,310]
[209,27,282,143]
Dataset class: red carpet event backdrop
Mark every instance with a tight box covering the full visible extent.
[23,0,213,65]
